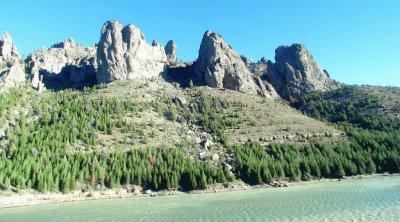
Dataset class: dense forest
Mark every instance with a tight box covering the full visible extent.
[0,85,399,193]
[293,86,400,131]
[234,86,400,185]
[0,86,238,192]
[235,127,400,185]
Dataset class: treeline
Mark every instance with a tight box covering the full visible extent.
[0,145,233,192]
[256,85,400,184]
[235,126,400,184]
[0,87,240,193]
[294,86,400,131]
[1,85,399,193]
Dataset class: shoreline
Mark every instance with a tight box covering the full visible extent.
[0,173,398,209]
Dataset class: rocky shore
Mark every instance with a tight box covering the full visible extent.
[1,173,397,209]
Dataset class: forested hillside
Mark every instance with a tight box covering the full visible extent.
[0,83,399,194]
[293,86,400,131]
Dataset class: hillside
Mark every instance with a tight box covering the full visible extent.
[1,80,399,193]
[1,78,339,159]
[0,20,399,195]
[294,86,400,131]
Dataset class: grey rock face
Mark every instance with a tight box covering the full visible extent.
[96,20,168,83]
[263,44,340,100]
[165,40,177,63]
[0,32,20,60]
[238,57,279,99]
[26,38,97,90]
[0,32,25,87]
[240,55,254,71]
[254,76,279,100]
[194,31,275,98]
[51,38,76,49]
[252,57,268,76]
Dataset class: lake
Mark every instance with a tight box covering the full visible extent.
[0,176,399,222]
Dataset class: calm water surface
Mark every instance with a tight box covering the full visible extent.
[0,176,399,222]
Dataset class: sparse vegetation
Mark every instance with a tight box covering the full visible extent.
[0,82,399,194]
[0,61,5,70]
[0,88,23,118]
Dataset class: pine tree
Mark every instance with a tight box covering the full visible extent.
[335,163,345,179]
[61,174,71,193]
[366,159,376,173]
[199,171,208,189]
[190,171,197,189]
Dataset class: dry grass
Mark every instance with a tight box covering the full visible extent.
[82,79,341,149]
[196,88,341,145]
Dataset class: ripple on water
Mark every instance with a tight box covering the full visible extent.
[1,176,400,222]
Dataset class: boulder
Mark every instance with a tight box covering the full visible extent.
[174,95,187,105]
[130,185,142,194]
[211,153,220,161]
[194,31,275,98]
[26,38,97,90]
[200,139,213,150]
[224,162,233,171]
[96,20,168,83]
[199,151,206,160]
[0,32,25,87]
[165,40,177,63]
[263,44,340,100]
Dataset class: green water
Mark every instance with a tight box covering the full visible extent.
[1,176,399,222]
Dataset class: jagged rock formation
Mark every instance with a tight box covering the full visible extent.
[51,38,77,49]
[194,31,278,99]
[0,32,25,87]
[96,21,168,83]
[263,44,340,100]
[26,38,97,90]
[240,55,253,71]
[0,32,20,59]
[251,57,268,77]
[165,40,177,63]
[1,20,340,101]
[254,76,279,99]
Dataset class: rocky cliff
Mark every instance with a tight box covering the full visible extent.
[1,20,341,101]
[96,21,168,83]
[193,31,278,99]
[0,32,25,87]
[262,44,340,100]
[26,38,97,90]
[165,40,177,63]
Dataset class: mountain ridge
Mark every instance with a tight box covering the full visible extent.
[0,20,398,197]
[1,20,339,101]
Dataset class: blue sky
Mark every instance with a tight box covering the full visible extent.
[1,0,399,86]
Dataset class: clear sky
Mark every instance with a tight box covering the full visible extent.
[1,0,399,87]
